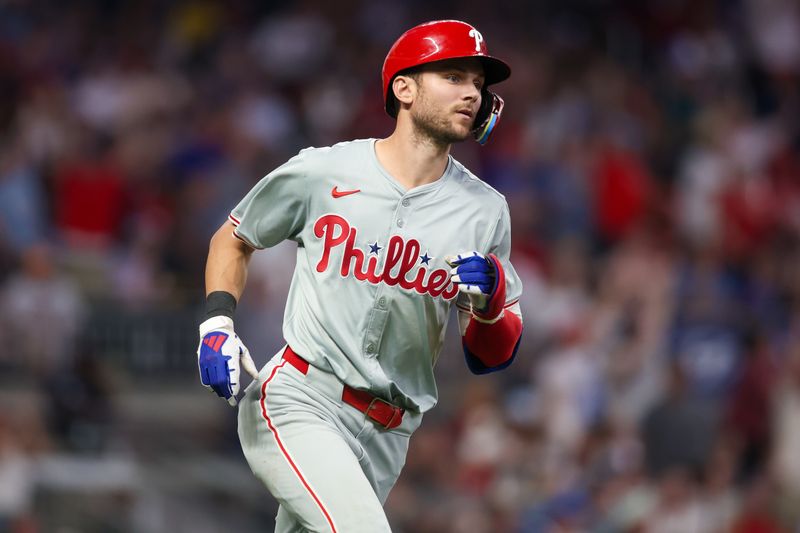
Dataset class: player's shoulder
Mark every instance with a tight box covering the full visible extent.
[284,139,372,174]
[447,157,509,210]
[295,138,373,160]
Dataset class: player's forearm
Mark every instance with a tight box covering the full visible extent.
[205,221,254,301]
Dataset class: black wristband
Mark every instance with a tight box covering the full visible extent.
[205,291,237,320]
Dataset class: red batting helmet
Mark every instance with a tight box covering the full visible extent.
[381,20,511,144]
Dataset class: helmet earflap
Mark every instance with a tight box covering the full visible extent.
[472,90,504,145]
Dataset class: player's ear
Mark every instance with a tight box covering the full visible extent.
[392,75,417,108]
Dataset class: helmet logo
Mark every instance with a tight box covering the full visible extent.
[468,28,484,52]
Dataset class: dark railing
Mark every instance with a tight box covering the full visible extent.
[82,306,202,378]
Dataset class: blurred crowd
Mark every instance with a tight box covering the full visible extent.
[1,0,799,531]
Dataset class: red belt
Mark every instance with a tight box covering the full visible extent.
[282,346,405,430]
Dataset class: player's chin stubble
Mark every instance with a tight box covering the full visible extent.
[410,100,470,147]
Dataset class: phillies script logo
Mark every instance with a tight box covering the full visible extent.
[314,214,458,299]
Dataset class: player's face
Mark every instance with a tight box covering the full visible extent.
[410,58,485,145]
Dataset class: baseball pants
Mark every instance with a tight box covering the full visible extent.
[238,346,422,533]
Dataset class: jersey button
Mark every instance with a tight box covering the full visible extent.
[378,297,386,308]
[397,219,404,227]
[401,199,410,207]
[366,342,376,354]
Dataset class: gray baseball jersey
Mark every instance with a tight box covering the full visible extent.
[229,138,522,413]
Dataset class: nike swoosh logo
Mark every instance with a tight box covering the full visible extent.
[332,186,361,198]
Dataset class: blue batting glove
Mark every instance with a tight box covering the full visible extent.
[197,316,259,406]
[445,251,498,312]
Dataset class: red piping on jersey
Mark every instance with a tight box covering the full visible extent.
[229,214,241,226]
[259,361,338,532]
[231,229,258,249]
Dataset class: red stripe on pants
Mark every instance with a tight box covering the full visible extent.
[259,361,338,532]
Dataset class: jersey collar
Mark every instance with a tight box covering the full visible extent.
[369,138,454,197]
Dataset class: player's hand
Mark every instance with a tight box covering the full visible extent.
[445,251,498,315]
[197,316,259,406]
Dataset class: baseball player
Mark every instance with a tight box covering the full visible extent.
[197,20,523,532]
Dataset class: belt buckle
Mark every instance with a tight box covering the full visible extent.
[367,397,402,430]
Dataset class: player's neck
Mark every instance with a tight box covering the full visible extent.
[375,128,451,191]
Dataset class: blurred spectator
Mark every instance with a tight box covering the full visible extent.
[669,243,747,402]
[453,379,510,496]
[770,338,800,526]
[700,440,740,532]
[593,220,675,424]
[52,130,128,251]
[640,466,715,533]
[0,415,36,531]
[730,473,787,533]
[0,138,47,256]
[15,79,74,168]
[111,230,174,311]
[744,0,800,77]
[591,140,654,247]
[536,327,604,458]
[523,237,593,347]
[723,326,777,482]
[0,242,85,374]
[42,348,115,454]
[248,6,335,83]
[590,418,653,532]
[641,363,716,478]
